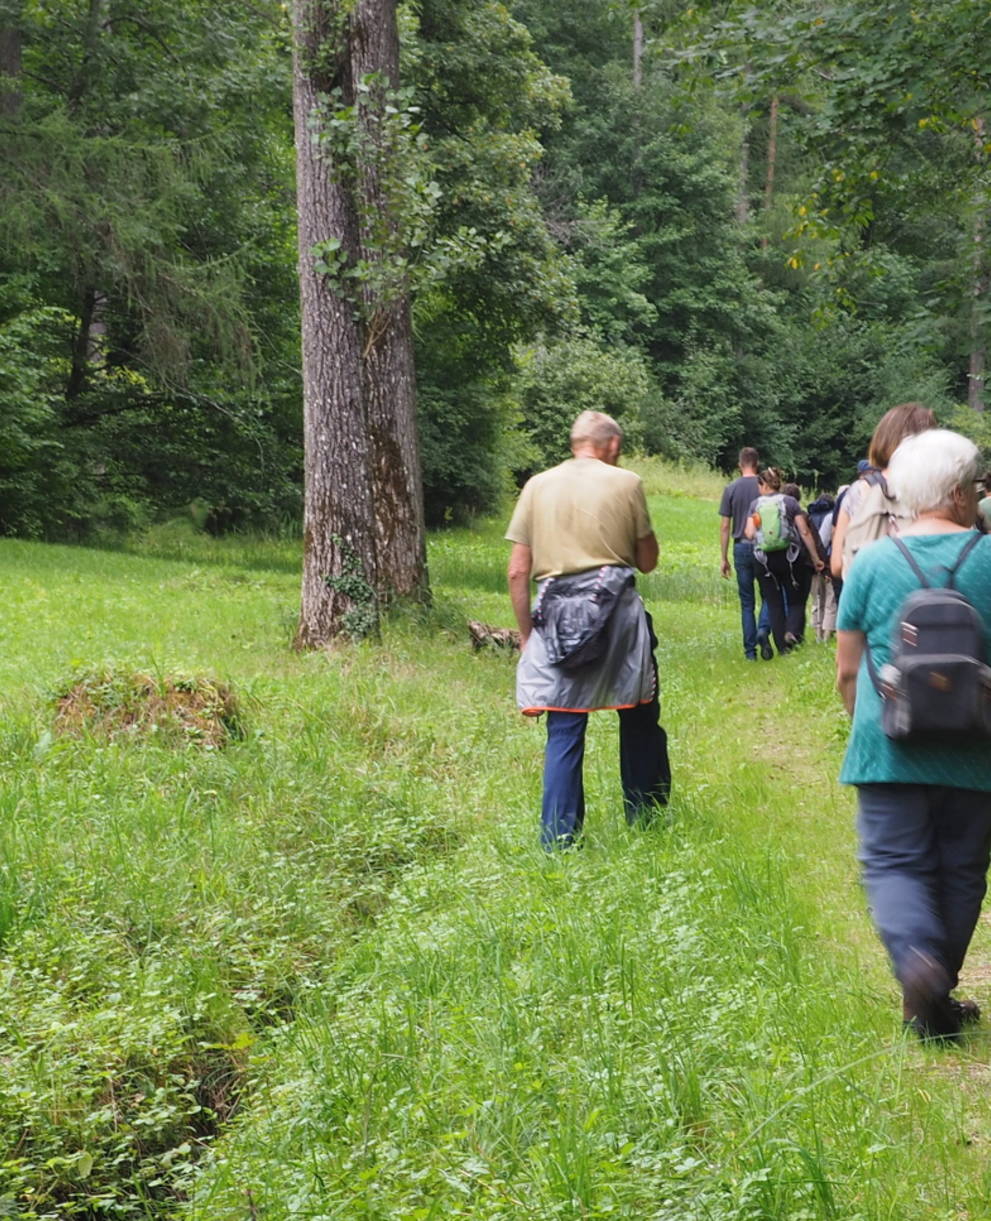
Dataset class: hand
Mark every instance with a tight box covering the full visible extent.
[720,559,731,579]
[814,559,825,572]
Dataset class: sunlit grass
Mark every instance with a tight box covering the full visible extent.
[1,460,990,1217]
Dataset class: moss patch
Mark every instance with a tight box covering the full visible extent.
[53,668,244,747]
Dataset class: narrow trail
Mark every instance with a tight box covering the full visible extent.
[696,631,991,1086]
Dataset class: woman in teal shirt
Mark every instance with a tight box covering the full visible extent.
[836,428,991,1042]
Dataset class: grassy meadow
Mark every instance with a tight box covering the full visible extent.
[2,460,991,1218]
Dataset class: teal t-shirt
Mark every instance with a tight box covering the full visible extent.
[837,530,991,789]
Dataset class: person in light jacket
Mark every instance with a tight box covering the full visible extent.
[506,411,670,850]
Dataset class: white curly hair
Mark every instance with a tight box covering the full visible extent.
[887,428,980,515]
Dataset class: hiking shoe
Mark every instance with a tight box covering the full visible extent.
[949,996,981,1026]
[902,950,960,1043]
[758,635,773,660]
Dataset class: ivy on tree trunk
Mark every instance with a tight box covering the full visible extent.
[292,0,380,647]
[291,0,429,647]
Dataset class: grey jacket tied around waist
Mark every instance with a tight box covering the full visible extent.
[516,565,657,715]
[533,565,634,669]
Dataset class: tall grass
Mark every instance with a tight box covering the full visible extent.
[0,462,989,1218]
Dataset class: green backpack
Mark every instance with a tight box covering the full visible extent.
[754,493,792,552]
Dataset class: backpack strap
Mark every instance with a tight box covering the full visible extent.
[890,537,930,587]
[946,530,982,590]
[864,641,882,694]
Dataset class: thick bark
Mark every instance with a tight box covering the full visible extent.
[632,11,643,89]
[969,117,988,413]
[292,0,379,647]
[351,0,428,602]
[760,95,779,250]
[0,21,22,117]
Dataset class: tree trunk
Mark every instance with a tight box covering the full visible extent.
[0,19,22,118]
[969,117,987,413]
[68,0,107,111]
[67,286,97,398]
[632,10,643,89]
[735,110,751,225]
[292,0,379,646]
[351,0,428,602]
[760,94,779,250]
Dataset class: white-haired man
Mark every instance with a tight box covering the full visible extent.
[506,410,670,849]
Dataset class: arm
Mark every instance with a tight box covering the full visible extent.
[795,514,825,571]
[507,542,534,648]
[830,507,849,579]
[835,629,864,716]
[719,516,731,577]
[635,531,659,573]
[743,514,756,541]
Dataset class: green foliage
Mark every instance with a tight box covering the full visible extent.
[0,0,302,537]
[567,199,658,346]
[515,335,652,470]
[408,0,578,520]
[0,286,70,536]
[326,534,379,640]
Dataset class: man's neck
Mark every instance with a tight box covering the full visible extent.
[572,444,617,465]
[740,467,758,477]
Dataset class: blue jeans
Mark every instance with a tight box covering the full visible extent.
[542,705,671,848]
[857,784,991,991]
[733,541,770,658]
[541,614,671,849]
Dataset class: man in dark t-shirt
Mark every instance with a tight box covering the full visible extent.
[719,446,770,660]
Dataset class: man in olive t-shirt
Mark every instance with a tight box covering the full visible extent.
[505,411,670,848]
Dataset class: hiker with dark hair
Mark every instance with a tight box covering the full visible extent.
[719,446,772,660]
[831,403,936,580]
[836,428,991,1043]
[743,468,824,655]
[781,482,820,645]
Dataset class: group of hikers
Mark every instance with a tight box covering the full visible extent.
[507,405,991,1045]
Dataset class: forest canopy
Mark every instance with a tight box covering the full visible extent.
[1,0,989,539]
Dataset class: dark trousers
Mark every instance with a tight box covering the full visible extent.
[755,551,812,651]
[541,613,671,849]
[541,703,671,849]
[857,784,991,991]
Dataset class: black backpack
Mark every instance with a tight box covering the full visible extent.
[866,532,991,740]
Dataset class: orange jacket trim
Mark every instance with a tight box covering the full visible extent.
[521,697,654,716]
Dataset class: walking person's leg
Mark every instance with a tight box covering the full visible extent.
[785,562,813,644]
[811,573,825,642]
[822,578,838,640]
[542,711,588,850]
[857,783,960,1038]
[618,610,670,824]
[733,540,759,659]
[755,557,787,654]
[932,786,991,989]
